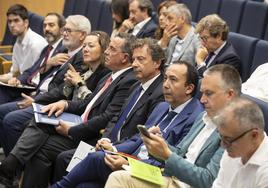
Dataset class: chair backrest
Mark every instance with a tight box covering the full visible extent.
[181,0,201,22]
[86,0,105,31]
[28,12,44,36]
[239,1,268,38]
[197,0,222,21]
[1,23,16,45]
[244,94,268,134]
[72,0,90,15]
[98,1,113,35]
[228,32,258,82]
[219,0,246,32]
[263,22,268,40]
[63,0,76,17]
[250,39,268,74]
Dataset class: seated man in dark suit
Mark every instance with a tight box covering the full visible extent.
[118,0,157,38]
[105,64,241,188]
[53,37,165,181]
[0,15,91,156]
[195,14,241,77]
[0,33,137,188]
[51,61,204,188]
[0,12,67,104]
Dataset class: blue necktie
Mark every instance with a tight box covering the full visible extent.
[158,111,177,139]
[110,85,143,142]
[205,52,215,66]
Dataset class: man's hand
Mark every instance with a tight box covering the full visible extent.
[141,133,172,161]
[8,77,21,86]
[96,139,113,151]
[17,93,34,109]
[55,120,71,136]
[64,64,82,86]
[104,154,129,171]
[159,24,178,48]
[47,53,70,67]
[118,19,135,32]
[195,47,209,66]
[148,126,161,135]
[41,100,67,117]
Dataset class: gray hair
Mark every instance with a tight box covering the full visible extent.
[66,15,91,34]
[166,3,192,24]
[204,64,242,96]
[129,0,154,16]
[214,97,265,131]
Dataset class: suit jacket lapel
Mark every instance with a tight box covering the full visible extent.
[176,27,195,60]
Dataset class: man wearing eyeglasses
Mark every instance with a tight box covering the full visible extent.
[212,97,268,188]
[105,64,241,188]
[195,14,241,77]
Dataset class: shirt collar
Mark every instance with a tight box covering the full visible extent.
[133,17,151,32]
[177,26,194,43]
[243,133,268,166]
[111,67,132,81]
[214,41,226,56]
[202,112,217,130]
[68,46,83,58]
[140,74,160,91]
[52,38,63,49]
[169,98,193,115]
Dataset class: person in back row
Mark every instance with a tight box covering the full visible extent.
[195,14,241,77]
[0,4,47,83]
[105,64,242,188]
[118,0,157,38]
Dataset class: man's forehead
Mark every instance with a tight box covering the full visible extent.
[44,15,58,24]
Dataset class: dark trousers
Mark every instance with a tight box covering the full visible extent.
[0,103,34,155]
[51,151,111,188]
[10,119,77,188]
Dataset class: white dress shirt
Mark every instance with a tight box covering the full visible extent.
[212,134,268,188]
[242,63,268,103]
[10,28,47,77]
[132,17,151,36]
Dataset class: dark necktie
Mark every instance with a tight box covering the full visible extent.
[204,52,215,67]
[27,46,53,85]
[110,85,143,142]
[158,111,177,138]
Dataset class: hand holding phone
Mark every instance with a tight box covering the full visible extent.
[137,124,151,138]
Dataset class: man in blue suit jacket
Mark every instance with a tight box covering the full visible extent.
[195,14,241,77]
[105,64,242,188]
[119,0,157,38]
[51,61,204,188]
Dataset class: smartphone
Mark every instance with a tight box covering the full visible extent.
[137,124,151,138]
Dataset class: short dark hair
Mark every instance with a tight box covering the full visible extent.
[204,64,242,95]
[46,12,66,28]
[131,38,165,72]
[7,4,28,20]
[129,0,154,16]
[171,61,199,97]
[116,32,137,63]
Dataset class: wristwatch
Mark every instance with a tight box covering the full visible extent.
[77,81,84,87]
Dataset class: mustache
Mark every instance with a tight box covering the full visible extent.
[44,32,55,37]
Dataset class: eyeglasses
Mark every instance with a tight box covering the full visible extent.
[62,27,81,34]
[220,128,256,147]
[199,35,211,42]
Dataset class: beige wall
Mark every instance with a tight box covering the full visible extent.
[0,0,65,42]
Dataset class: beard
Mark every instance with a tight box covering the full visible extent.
[44,32,58,44]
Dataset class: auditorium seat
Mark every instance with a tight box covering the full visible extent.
[239,1,268,39]
[63,0,76,17]
[250,39,268,74]
[1,23,16,45]
[86,0,105,31]
[98,1,113,35]
[28,12,44,36]
[244,94,268,134]
[181,0,201,22]
[219,0,246,32]
[197,0,222,21]
[72,0,90,15]
[228,32,258,82]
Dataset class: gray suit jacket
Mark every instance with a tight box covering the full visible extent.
[164,112,224,188]
[166,27,201,66]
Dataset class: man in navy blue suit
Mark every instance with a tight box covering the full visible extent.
[195,14,241,77]
[51,61,204,188]
[118,0,157,38]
